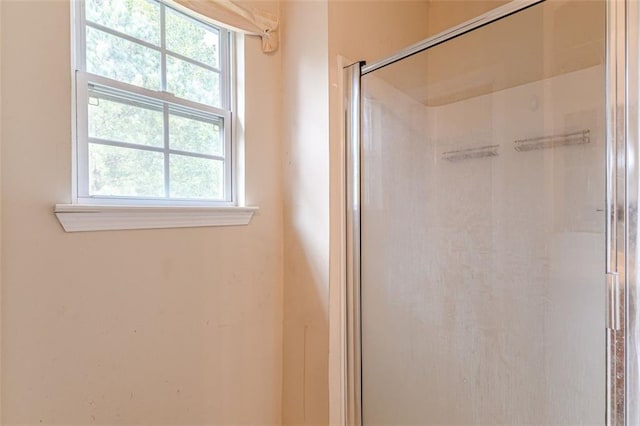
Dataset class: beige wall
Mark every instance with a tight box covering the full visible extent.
[328,0,431,65]
[1,1,283,424]
[427,0,509,34]
[280,1,330,424]
[378,1,604,106]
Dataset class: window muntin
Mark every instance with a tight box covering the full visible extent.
[75,0,233,205]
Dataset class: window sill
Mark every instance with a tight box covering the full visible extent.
[54,204,258,232]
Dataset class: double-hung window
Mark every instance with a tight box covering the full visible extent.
[74,0,234,205]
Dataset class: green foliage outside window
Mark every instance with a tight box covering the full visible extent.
[82,0,229,201]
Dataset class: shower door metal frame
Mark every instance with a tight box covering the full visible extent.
[343,0,638,425]
[621,1,640,424]
[606,1,626,424]
[344,61,363,426]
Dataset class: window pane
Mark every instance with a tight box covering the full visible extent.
[166,7,219,68]
[89,95,163,148]
[167,55,220,107]
[89,144,165,197]
[87,26,161,90]
[169,113,223,156]
[170,155,223,199]
[85,0,160,45]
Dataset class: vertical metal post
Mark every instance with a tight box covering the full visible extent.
[625,0,640,424]
[606,0,627,424]
[344,61,364,426]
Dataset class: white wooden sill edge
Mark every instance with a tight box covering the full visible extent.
[54,204,259,232]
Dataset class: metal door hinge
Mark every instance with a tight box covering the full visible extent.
[606,272,622,331]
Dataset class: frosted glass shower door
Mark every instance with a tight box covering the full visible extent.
[359,1,606,424]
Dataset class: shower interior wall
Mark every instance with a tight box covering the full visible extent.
[360,63,605,424]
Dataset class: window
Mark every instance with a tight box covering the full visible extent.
[74,0,234,205]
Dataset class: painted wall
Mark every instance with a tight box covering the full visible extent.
[280,1,330,424]
[379,1,604,106]
[427,0,509,35]
[0,1,283,424]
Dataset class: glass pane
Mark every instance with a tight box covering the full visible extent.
[89,144,164,197]
[85,0,160,45]
[360,1,605,425]
[169,155,223,199]
[169,113,223,156]
[88,95,163,148]
[166,7,219,68]
[86,26,161,90]
[167,55,220,107]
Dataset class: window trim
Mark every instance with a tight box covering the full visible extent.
[72,0,237,207]
[59,0,255,232]
[54,204,257,232]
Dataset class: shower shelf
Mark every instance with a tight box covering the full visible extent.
[441,145,499,162]
[514,129,590,152]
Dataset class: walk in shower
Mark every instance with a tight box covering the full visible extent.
[344,0,640,424]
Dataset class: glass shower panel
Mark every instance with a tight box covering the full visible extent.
[360,1,606,424]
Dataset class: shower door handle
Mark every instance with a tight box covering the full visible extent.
[606,272,621,331]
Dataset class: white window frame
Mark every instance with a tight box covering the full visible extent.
[72,0,236,207]
[56,0,256,232]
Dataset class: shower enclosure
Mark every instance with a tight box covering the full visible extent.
[343,0,640,424]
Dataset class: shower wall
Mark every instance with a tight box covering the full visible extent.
[361,64,605,424]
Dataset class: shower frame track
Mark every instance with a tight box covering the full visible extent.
[343,0,639,425]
